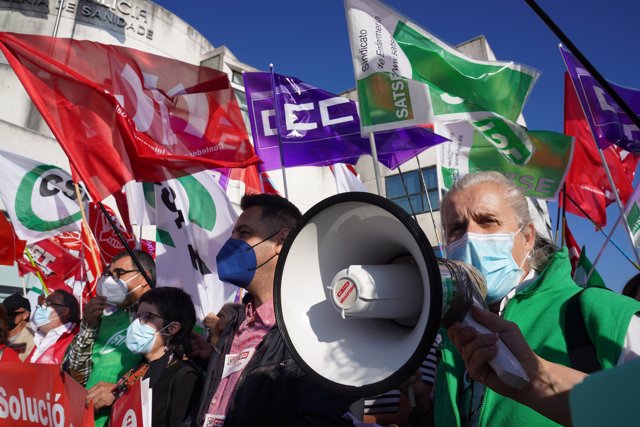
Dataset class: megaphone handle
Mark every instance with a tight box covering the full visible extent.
[461,312,530,390]
[408,384,416,408]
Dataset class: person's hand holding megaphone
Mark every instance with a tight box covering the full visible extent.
[448,305,587,426]
[448,305,539,397]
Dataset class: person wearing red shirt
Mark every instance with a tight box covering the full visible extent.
[28,290,79,364]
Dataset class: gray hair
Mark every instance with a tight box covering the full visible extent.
[442,171,557,272]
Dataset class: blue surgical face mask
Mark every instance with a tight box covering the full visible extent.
[33,305,53,328]
[446,229,527,304]
[125,319,159,354]
[216,232,278,288]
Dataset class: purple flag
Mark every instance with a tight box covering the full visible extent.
[560,46,640,153]
[243,72,447,171]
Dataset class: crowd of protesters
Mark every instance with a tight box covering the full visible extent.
[2,172,640,427]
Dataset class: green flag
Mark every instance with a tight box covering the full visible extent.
[345,0,540,166]
[438,122,574,200]
[573,246,606,288]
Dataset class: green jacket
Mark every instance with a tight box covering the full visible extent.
[435,248,640,426]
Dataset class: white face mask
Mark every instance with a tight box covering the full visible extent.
[96,273,141,305]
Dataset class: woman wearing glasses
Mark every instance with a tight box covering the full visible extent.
[110,287,202,427]
[28,289,80,364]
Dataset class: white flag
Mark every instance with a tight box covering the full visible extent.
[154,171,237,320]
[0,149,83,242]
[125,181,156,226]
[332,163,369,193]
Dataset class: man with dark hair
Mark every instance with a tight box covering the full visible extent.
[65,249,155,427]
[2,293,35,361]
[29,289,80,364]
[195,194,354,427]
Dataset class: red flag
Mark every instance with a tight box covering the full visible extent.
[79,225,104,303]
[88,203,135,265]
[562,73,639,227]
[0,32,260,201]
[229,165,280,195]
[563,221,581,275]
[0,214,25,266]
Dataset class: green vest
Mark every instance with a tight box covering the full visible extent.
[435,248,640,427]
[86,308,141,427]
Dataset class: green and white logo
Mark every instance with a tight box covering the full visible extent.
[0,149,84,243]
[15,165,85,232]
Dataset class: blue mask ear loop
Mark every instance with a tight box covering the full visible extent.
[246,230,280,272]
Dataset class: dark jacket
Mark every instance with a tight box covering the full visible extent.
[194,302,354,427]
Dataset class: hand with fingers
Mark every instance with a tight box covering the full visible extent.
[447,305,586,426]
[83,296,111,327]
[86,381,117,410]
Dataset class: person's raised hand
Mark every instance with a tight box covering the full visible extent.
[447,305,541,399]
[83,296,110,327]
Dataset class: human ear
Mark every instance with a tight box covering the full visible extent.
[275,229,290,255]
[167,321,181,335]
[523,223,536,252]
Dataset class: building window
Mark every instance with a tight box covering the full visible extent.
[201,55,220,70]
[231,69,243,85]
[385,167,440,214]
[234,89,247,109]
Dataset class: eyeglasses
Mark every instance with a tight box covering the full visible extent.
[130,310,166,325]
[102,268,139,280]
[42,300,66,309]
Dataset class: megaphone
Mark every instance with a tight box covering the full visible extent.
[274,192,527,397]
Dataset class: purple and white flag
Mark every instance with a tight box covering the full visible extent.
[243,72,447,171]
[560,45,640,153]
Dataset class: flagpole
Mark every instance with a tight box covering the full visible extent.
[563,190,639,269]
[561,186,567,247]
[25,248,49,296]
[585,213,636,285]
[97,201,154,287]
[554,202,561,246]
[368,133,383,196]
[52,0,66,38]
[524,0,640,130]
[416,155,444,255]
[396,166,417,222]
[269,64,289,200]
[595,149,640,263]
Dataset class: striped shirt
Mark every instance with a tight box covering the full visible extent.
[363,334,441,415]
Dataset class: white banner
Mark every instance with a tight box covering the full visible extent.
[154,172,237,320]
[0,149,83,243]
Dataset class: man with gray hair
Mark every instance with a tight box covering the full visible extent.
[432,171,640,426]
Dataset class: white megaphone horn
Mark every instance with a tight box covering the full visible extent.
[274,192,528,397]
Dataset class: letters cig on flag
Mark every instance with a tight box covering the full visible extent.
[0,149,84,243]
[243,71,446,171]
[560,46,640,154]
[344,0,539,166]
[153,172,237,320]
[438,122,573,200]
[0,32,260,201]
[562,73,639,227]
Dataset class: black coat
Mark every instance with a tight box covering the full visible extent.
[194,302,355,427]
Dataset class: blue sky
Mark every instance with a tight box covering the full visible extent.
[154,0,640,291]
